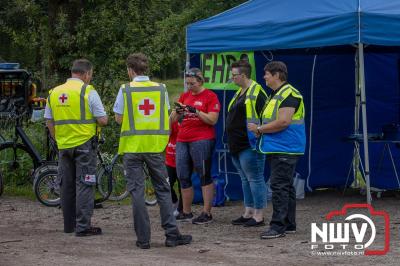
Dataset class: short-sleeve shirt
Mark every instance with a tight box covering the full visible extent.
[44,78,106,119]
[271,82,300,111]
[177,89,220,142]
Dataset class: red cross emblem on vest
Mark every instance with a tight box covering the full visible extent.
[59,93,68,104]
[138,98,155,116]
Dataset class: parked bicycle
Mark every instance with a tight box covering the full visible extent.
[0,98,56,186]
[34,151,157,207]
[34,134,112,207]
[97,154,157,205]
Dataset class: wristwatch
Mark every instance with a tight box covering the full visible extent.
[257,126,261,134]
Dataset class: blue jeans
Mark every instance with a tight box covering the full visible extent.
[231,148,267,209]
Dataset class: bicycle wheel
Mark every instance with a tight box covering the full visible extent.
[33,163,60,207]
[98,163,128,201]
[144,165,157,206]
[0,142,37,185]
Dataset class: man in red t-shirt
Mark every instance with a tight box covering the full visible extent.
[170,68,220,225]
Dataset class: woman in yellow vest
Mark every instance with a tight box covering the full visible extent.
[226,60,269,227]
[45,59,108,236]
[248,61,305,239]
[113,53,192,249]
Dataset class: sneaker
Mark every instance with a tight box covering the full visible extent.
[173,209,180,217]
[165,234,192,247]
[243,218,265,227]
[192,212,213,225]
[75,226,102,237]
[136,241,150,249]
[285,228,296,234]
[231,216,252,225]
[260,229,285,239]
[176,212,193,222]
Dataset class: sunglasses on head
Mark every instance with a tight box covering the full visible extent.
[185,71,201,79]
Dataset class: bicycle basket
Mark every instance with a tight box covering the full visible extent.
[0,67,32,120]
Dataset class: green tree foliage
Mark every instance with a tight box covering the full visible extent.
[0,0,245,155]
[1,0,245,91]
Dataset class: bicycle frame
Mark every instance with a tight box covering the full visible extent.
[14,124,42,164]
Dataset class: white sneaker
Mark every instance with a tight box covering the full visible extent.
[173,209,180,217]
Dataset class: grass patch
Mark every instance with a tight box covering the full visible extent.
[3,184,36,200]
[154,78,184,104]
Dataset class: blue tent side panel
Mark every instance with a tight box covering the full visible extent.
[360,50,400,189]
[254,49,356,189]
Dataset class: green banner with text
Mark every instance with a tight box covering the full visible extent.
[200,52,255,90]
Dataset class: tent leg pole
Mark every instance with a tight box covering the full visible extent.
[358,43,372,204]
[353,51,360,187]
[185,53,190,92]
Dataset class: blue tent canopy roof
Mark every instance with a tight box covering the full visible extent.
[187,0,400,53]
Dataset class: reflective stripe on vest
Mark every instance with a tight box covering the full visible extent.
[258,84,306,154]
[262,84,304,124]
[50,81,96,149]
[120,84,169,136]
[227,81,267,150]
[53,84,96,125]
[227,81,265,124]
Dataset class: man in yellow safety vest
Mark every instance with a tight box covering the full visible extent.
[45,59,108,236]
[113,53,192,249]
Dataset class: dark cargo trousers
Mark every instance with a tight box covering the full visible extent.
[267,154,299,234]
[123,153,179,243]
[59,139,97,233]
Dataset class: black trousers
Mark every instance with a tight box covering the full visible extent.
[267,154,299,233]
[166,165,183,212]
[59,139,97,233]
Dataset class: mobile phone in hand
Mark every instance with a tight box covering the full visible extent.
[174,102,183,108]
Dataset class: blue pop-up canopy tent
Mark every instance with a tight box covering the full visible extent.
[186,0,400,203]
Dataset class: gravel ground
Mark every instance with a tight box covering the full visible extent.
[0,190,399,265]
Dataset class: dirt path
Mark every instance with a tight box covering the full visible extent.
[0,190,399,265]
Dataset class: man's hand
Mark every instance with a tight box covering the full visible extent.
[115,114,123,125]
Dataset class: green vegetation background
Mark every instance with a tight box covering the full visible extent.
[0,0,246,197]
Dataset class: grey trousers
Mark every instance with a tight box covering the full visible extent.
[59,139,96,233]
[123,153,179,243]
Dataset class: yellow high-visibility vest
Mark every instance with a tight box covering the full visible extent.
[227,80,267,149]
[118,81,169,154]
[49,79,96,149]
[258,84,306,154]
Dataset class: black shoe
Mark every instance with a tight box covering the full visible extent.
[136,241,150,249]
[176,212,194,222]
[260,229,285,239]
[243,218,265,227]
[165,234,192,247]
[75,227,102,237]
[192,212,213,225]
[231,216,252,225]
